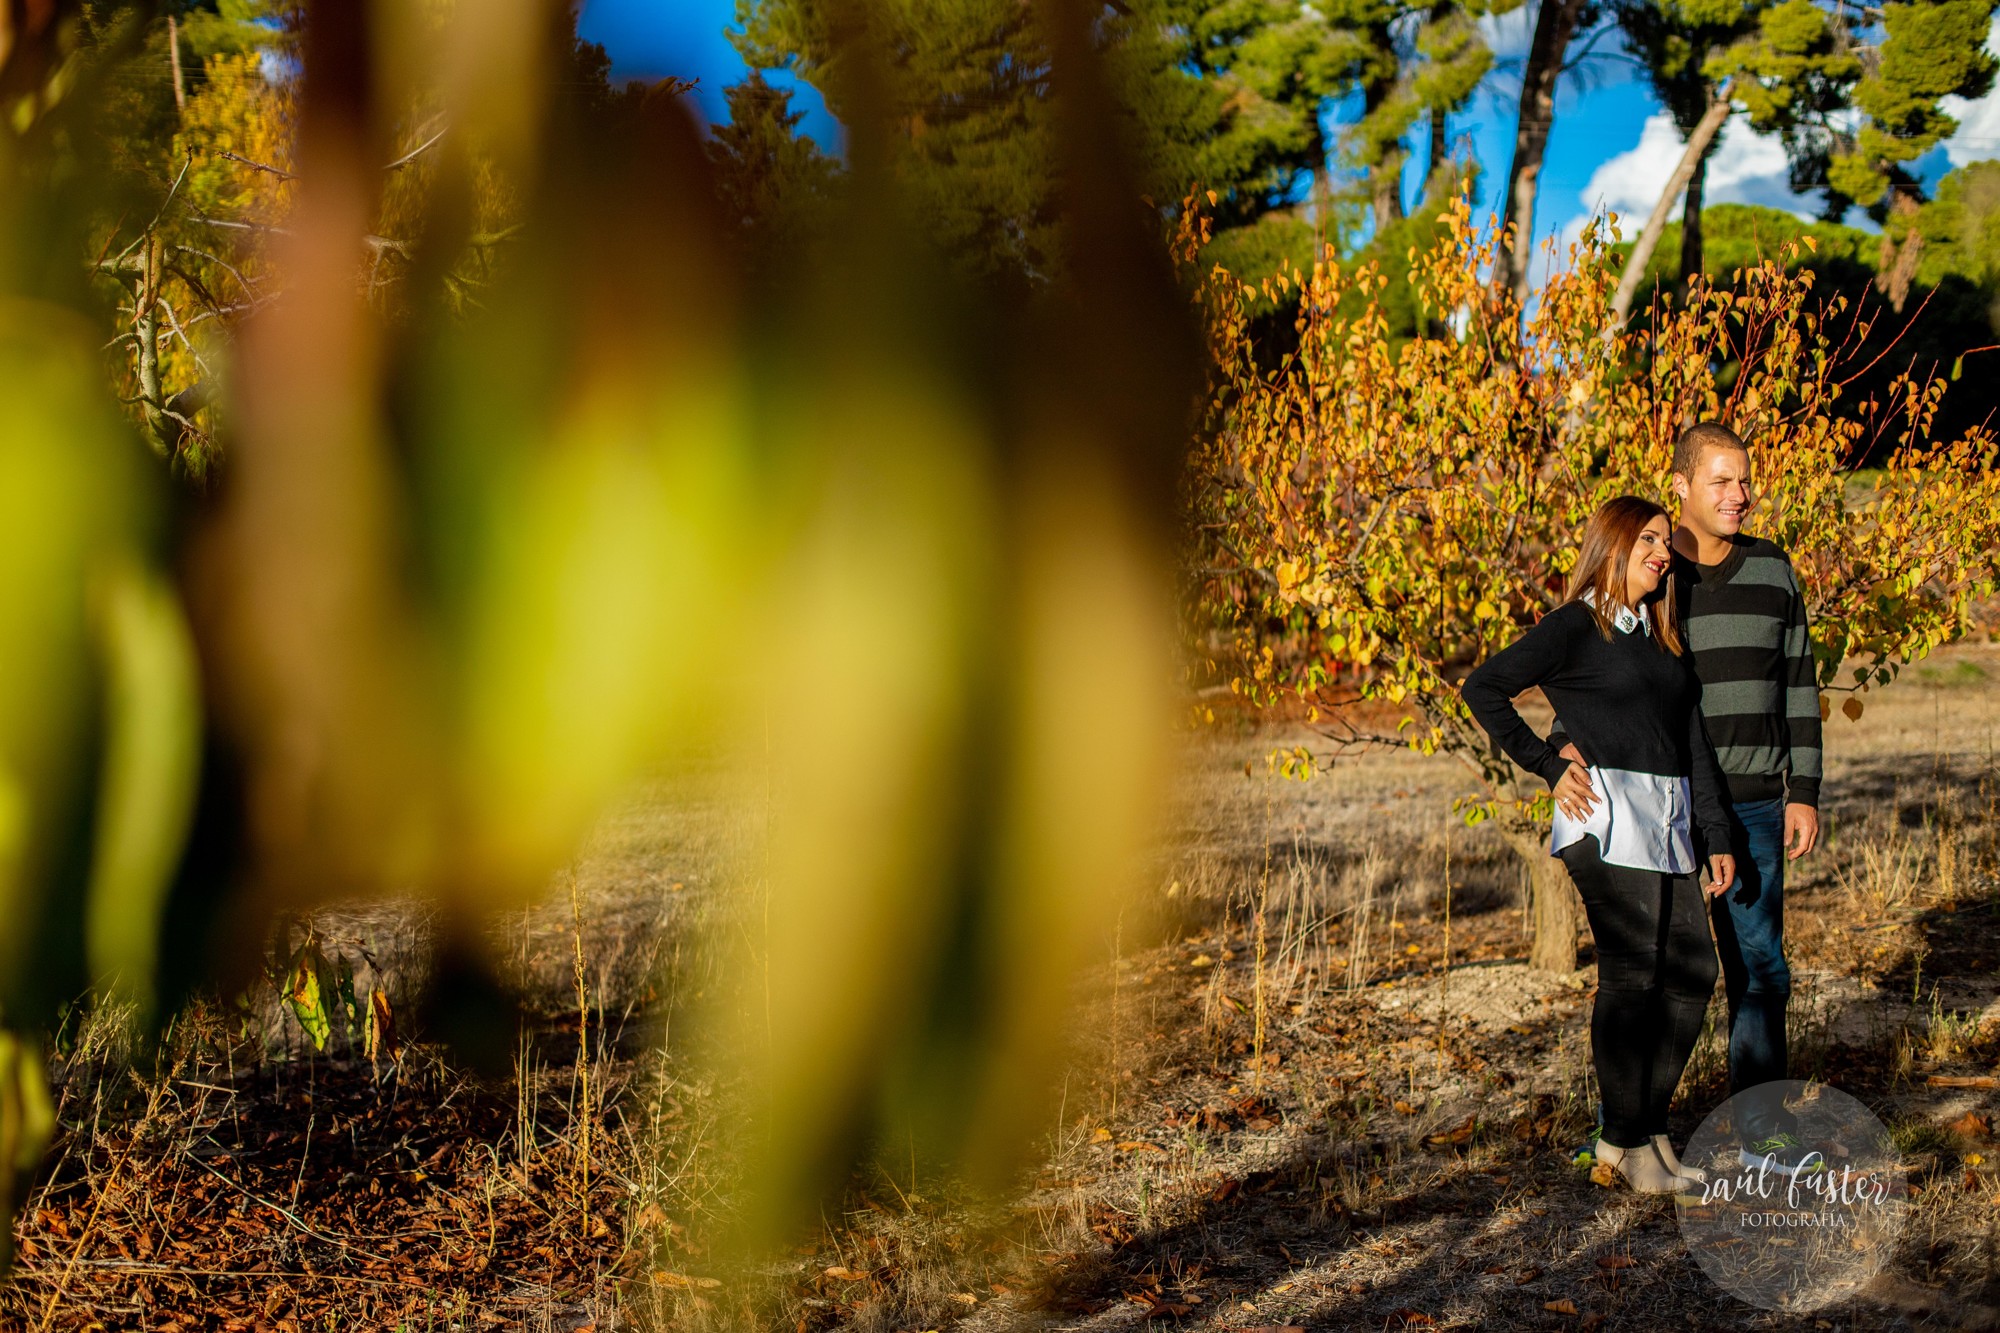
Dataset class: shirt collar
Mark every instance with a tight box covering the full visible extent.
[1583,590,1650,634]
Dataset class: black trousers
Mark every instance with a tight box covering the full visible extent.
[1558,835,1720,1149]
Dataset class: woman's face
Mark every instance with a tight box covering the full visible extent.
[1625,514,1674,601]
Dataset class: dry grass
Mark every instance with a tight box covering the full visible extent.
[12,645,2000,1330]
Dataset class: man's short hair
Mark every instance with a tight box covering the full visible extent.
[1673,420,1748,478]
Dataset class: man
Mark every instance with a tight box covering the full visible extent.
[1559,420,1822,1172]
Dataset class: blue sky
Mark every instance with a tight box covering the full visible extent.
[576,0,841,147]
[578,0,2000,267]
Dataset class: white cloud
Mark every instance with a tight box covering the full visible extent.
[1518,113,1815,292]
[1582,113,1693,223]
[1475,6,1538,63]
[1579,111,1811,226]
[1706,121,1808,212]
[1940,18,2000,168]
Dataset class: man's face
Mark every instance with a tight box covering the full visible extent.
[1673,445,1752,539]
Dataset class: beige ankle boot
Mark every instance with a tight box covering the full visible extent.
[1651,1134,1707,1186]
[1593,1139,1683,1194]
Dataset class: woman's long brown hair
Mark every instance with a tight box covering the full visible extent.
[1563,495,1684,655]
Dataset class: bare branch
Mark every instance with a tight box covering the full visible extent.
[216,149,298,181]
[156,298,213,380]
[110,156,194,268]
[186,212,289,237]
[171,244,263,301]
[383,126,447,172]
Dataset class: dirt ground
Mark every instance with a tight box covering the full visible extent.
[927,640,2000,1333]
[7,641,2000,1331]
[734,640,2000,1333]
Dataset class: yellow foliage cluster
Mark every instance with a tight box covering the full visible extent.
[1189,193,2000,823]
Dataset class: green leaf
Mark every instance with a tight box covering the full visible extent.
[282,942,332,1051]
[84,559,202,1021]
[0,1028,54,1274]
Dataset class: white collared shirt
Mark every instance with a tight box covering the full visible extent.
[1549,594,1696,874]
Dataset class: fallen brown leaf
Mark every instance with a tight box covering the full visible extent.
[1595,1255,1636,1270]
[1544,1298,1579,1315]
[652,1272,721,1290]
[1946,1111,1992,1139]
[1424,1115,1476,1148]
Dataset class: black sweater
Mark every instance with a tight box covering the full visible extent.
[1461,601,1732,854]
[1675,537,1823,807]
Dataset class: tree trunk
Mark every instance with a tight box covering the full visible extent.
[168,14,186,115]
[1493,0,1588,305]
[1304,162,1332,230]
[1502,826,1583,974]
[1371,154,1405,236]
[1429,102,1449,194]
[1610,93,1731,328]
[1679,146,1708,284]
[1361,61,1407,238]
[1527,852,1582,973]
[134,234,169,453]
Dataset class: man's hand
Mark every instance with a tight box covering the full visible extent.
[1705,853,1738,898]
[1784,803,1819,860]
[1553,762,1599,820]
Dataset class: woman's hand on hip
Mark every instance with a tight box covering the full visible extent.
[1553,762,1598,820]
[1704,853,1737,898]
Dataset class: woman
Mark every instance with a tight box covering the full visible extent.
[1462,495,1735,1194]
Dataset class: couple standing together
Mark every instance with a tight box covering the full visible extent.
[1463,421,1821,1193]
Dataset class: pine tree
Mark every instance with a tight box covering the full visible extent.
[1826,0,1999,212]
[707,71,837,268]
[1876,157,2000,323]
[1155,0,1351,228]
[730,0,1353,280]
[1319,0,1520,237]
[1490,0,1595,302]
[1605,0,1993,321]
[1613,0,1759,282]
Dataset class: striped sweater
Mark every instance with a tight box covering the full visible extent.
[1674,535,1822,808]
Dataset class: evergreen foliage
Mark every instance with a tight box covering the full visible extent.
[732,0,1224,282]
[1832,0,1999,210]
[1901,159,2000,292]
[1610,0,1997,235]
[706,70,837,270]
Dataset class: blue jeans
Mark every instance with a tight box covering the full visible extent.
[1709,797,1797,1142]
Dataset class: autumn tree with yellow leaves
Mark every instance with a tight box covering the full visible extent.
[1191,198,2000,972]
